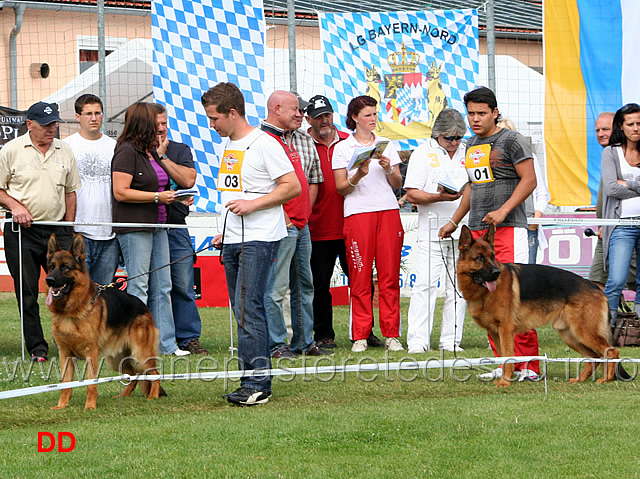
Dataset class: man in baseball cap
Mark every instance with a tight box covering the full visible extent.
[0,100,80,362]
[306,95,334,118]
[292,92,310,112]
[26,101,62,125]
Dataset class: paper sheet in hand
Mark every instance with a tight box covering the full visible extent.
[437,174,466,195]
[347,141,389,170]
[173,189,198,198]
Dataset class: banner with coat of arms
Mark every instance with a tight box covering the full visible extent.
[319,9,479,150]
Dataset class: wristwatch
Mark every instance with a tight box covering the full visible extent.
[159,154,168,161]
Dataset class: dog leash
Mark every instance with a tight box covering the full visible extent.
[95,240,215,292]
[438,236,462,358]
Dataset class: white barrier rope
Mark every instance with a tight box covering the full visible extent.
[528,217,640,226]
[2,215,639,229]
[0,218,222,230]
[1,355,637,401]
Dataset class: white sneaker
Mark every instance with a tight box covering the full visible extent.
[385,337,404,351]
[408,346,426,354]
[478,367,502,380]
[351,339,368,352]
[440,346,464,352]
[516,369,539,382]
[173,349,191,357]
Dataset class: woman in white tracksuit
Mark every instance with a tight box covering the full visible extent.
[404,109,468,353]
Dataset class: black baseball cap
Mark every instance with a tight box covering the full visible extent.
[27,102,61,125]
[306,95,334,118]
[292,92,311,111]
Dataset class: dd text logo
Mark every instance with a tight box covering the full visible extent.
[37,432,75,452]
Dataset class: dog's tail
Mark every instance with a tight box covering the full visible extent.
[159,385,167,397]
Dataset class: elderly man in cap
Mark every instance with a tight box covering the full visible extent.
[286,93,323,207]
[305,95,349,349]
[0,101,81,362]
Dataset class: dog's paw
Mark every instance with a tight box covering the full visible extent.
[84,403,97,410]
[495,378,511,387]
[568,378,579,384]
[51,405,68,410]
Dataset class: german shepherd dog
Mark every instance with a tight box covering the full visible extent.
[46,234,165,409]
[457,224,628,387]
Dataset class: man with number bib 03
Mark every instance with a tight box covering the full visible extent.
[439,87,539,381]
[203,83,301,406]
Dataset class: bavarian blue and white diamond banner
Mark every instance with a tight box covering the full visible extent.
[152,0,266,213]
[320,9,478,151]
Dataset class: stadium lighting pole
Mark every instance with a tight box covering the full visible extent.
[487,0,496,92]
[288,0,297,91]
[98,0,107,133]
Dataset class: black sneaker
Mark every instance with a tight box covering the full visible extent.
[185,338,209,355]
[305,343,334,356]
[223,387,271,406]
[316,338,337,349]
[271,345,297,359]
[31,351,47,362]
[367,333,385,348]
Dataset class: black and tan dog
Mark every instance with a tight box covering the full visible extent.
[457,224,627,387]
[46,233,165,409]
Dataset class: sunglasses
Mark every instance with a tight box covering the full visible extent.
[443,136,463,142]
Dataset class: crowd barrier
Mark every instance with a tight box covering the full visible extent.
[1,215,639,403]
[1,355,638,402]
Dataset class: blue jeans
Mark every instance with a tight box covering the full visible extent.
[84,237,120,285]
[264,224,315,353]
[222,240,278,392]
[118,229,176,355]
[168,227,202,348]
[604,226,640,311]
[527,228,539,264]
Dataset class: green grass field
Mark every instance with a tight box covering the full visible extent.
[1,291,640,478]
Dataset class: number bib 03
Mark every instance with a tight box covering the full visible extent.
[465,144,494,184]
[218,149,244,192]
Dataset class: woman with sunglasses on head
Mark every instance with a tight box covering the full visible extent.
[332,95,404,353]
[403,108,468,354]
[601,103,640,324]
[112,102,188,356]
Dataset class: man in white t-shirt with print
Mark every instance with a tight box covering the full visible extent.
[404,108,468,354]
[203,82,301,407]
[63,94,119,285]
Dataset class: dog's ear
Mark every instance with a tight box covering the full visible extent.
[458,225,473,254]
[483,224,496,245]
[47,234,60,261]
[71,234,87,265]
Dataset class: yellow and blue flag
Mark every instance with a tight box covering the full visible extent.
[545,0,640,206]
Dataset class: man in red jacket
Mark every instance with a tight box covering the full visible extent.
[261,91,333,358]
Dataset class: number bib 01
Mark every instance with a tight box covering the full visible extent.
[465,144,494,184]
[218,149,244,192]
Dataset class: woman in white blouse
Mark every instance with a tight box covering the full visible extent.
[332,95,404,353]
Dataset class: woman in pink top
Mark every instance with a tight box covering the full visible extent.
[332,95,404,353]
[112,102,185,356]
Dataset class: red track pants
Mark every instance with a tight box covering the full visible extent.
[344,210,404,341]
[472,226,540,374]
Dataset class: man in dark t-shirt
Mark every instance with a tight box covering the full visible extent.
[439,87,539,381]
